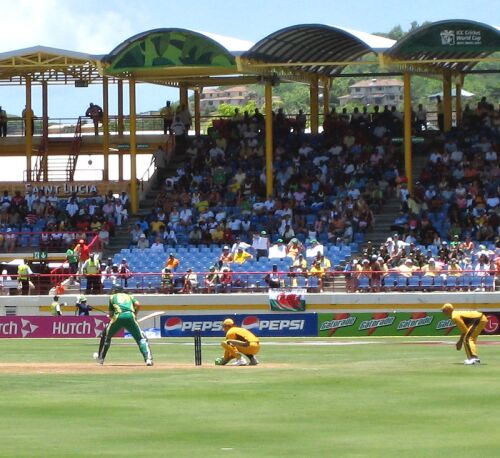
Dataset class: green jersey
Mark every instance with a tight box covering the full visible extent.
[66,248,78,264]
[109,292,138,316]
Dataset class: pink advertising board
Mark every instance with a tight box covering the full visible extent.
[0,317,124,338]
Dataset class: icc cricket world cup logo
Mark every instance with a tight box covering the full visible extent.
[440,30,455,46]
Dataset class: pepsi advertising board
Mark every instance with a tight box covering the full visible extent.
[161,313,317,337]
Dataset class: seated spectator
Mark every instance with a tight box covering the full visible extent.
[309,260,326,292]
[219,245,234,266]
[117,258,132,287]
[188,225,203,245]
[219,266,233,292]
[150,236,165,252]
[398,258,417,278]
[422,258,441,277]
[129,223,143,248]
[181,267,198,294]
[161,267,174,294]
[306,239,324,258]
[286,238,304,259]
[204,266,220,294]
[233,247,253,264]
[268,238,287,259]
[264,265,284,288]
[137,233,149,250]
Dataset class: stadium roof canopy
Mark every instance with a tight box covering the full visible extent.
[0,46,104,85]
[239,24,396,80]
[385,20,500,73]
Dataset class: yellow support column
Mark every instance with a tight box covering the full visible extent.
[194,88,201,136]
[455,77,463,127]
[265,82,273,198]
[129,78,138,214]
[42,81,48,139]
[443,71,452,132]
[41,80,48,182]
[310,76,319,134]
[403,72,413,196]
[102,76,109,181]
[180,86,188,108]
[117,80,124,136]
[25,76,32,181]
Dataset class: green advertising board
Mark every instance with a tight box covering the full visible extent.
[318,312,461,337]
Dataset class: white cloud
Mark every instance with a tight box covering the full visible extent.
[0,0,135,53]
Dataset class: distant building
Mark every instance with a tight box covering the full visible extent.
[339,78,404,107]
[200,86,257,112]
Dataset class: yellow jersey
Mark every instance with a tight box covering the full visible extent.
[226,326,259,344]
[451,310,485,334]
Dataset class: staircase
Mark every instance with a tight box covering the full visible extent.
[32,117,82,182]
[103,138,181,258]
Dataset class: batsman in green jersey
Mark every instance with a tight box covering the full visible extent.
[94,284,153,366]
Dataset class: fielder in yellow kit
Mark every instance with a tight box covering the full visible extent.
[442,303,487,365]
[215,318,260,366]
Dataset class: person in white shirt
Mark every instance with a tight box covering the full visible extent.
[252,231,270,260]
[150,237,165,252]
[268,239,287,259]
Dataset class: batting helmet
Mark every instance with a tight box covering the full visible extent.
[112,283,124,293]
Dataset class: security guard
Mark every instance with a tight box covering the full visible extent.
[81,253,101,294]
[17,259,33,295]
[442,303,488,365]
[50,295,66,316]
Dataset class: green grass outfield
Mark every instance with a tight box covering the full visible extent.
[1,336,500,457]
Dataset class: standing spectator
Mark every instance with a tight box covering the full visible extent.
[0,106,7,137]
[74,238,90,269]
[85,102,103,136]
[22,105,35,136]
[415,104,427,132]
[160,100,174,135]
[436,95,444,132]
[129,223,143,248]
[65,246,79,275]
[309,260,326,292]
[171,116,186,154]
[152,145,168,189]
[17,259,33,295]
[165,253,180,271]
[252,230,270,261]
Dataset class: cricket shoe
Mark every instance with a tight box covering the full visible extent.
[146,358,154,366]
[93,352,104,365]
[248,355,259,366]
[232,356,248,366]
[464,358,478,365]
[472,358,481,364]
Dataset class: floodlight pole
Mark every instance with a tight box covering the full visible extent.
[265,82,273,198]
[25,75,32,181]
[102,76,109,180]
[403,72,413,196]
[129,78,138,214]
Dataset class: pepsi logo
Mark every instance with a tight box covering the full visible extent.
[242,316,260,331]
[164,317,183,332]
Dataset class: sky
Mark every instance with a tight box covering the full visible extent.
[0,0,498,119]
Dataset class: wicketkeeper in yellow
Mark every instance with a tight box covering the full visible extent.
[442,303,488,365]
[215,318,260,366]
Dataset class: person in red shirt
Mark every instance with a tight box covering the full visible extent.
[74,239,90,269]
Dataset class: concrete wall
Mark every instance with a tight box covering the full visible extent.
[3,292,499,328]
